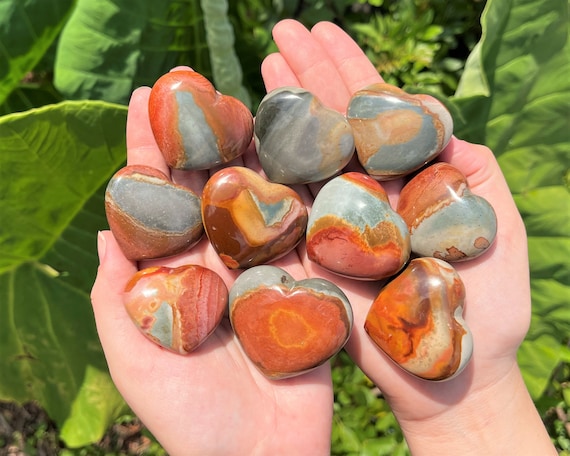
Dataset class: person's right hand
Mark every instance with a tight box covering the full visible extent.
[261,19,556,455]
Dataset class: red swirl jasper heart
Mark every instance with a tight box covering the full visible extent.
[364,257,472,381]
[123,265,228,354]
[105,165,203,260]
[149,70,253,170]
[229,266,353,379]
[201,166,308,269]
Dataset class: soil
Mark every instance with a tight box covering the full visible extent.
[0,401,156,455]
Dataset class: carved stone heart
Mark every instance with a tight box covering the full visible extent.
[149,70,254,170]
[105,165,203,260]
[365,257,472,381]
[397,162,497,261]
[347,83,453,180]
[201,166,308,269]
[123,265,228,354]
[229,265,353,379]
[254,87,355,184]
[306,172,410,280]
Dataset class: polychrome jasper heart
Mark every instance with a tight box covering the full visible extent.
[347,83,453,180]
[229,265,353,379]
[105,165,203,260]
[397,162,497,261]
[306,172,410,280]
[365,257,472,381]
[123,265,228,354]
[254,87,355,184]
[149,70,254,170]
[201,166,308,269]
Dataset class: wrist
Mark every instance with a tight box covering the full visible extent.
[393,362,556,455]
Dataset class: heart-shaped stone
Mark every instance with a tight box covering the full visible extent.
[105,165,203,260]
[254,87,355,184]
[397,162,497,261]
[149,70,254,170]
[307,172,410,280]
[229,265,353,379]
[347,83,453,180]
[365,257,472,381]
[202,166,308,269]
[123,265,228,354]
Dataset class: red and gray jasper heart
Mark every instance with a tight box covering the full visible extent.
[365,257,473,381]
[149,70,254,170]
[229,265,353,379]
[123,265,228,354]
[397,162,497,261]
[105,165,203,260]
[306,172,410,280]
[201,166,308,269]
[347,83,453,180]
[254,87,355,184]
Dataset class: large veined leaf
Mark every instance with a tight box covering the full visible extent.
[452,0,570,398]
[0,101,128,446]
[53,0,212,104]
[0,0,74,106]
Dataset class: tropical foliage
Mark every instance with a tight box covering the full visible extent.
[0,0,568,453]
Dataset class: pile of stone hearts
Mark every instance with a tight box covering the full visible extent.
[105,70,497,381]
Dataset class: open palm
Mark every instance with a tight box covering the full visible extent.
[92,19,552,456]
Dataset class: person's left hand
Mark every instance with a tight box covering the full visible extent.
[91,82,334,456]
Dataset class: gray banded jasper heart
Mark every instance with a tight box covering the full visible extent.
[254,87,355,184]
[347,83,453,180]
[397,162,497,261]
[105,165,203,260]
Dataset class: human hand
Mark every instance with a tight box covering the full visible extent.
[90,82,334,456]
[262,19,555,455]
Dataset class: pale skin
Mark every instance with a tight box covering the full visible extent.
[90,19,556,455]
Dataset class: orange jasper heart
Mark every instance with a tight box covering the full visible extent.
[229,266,353,379]
[365,257,472,381]
[202,166,308,269]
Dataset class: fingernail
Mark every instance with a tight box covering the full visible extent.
[97,231,107,264]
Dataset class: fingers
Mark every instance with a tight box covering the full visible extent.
[310,21,384,93]
[90,231,140,353]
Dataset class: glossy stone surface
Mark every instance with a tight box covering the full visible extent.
[347,83,453,180]
[149,70,254,170]
[254,87,355,184]
[397,162,497,261]
[229,266,353,379]
[202,166,308,269]
[105,165,203,260]
[306,172,410,280]
[365,257,472,381]
[123,265,228,354]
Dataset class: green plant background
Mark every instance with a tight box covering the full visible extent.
[0,0,568,453]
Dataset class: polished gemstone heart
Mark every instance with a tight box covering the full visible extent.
[202,166,308,269]
[254,87,355,184]
[229,265,353,379]
[365,257,472,381]
[123,265,228,354]
[105,165,203,260]
[149,70,254,170]
[307,172,410,280]
[347,83,453,180]
[397,162,497,261]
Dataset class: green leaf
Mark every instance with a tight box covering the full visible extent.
[0,0,74,105]
[0,101,127,273]
[60,365,129,448]
[53,0,211,104]
[452,0,570,397]
[0,100,127,444]
[518,335,563,399]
